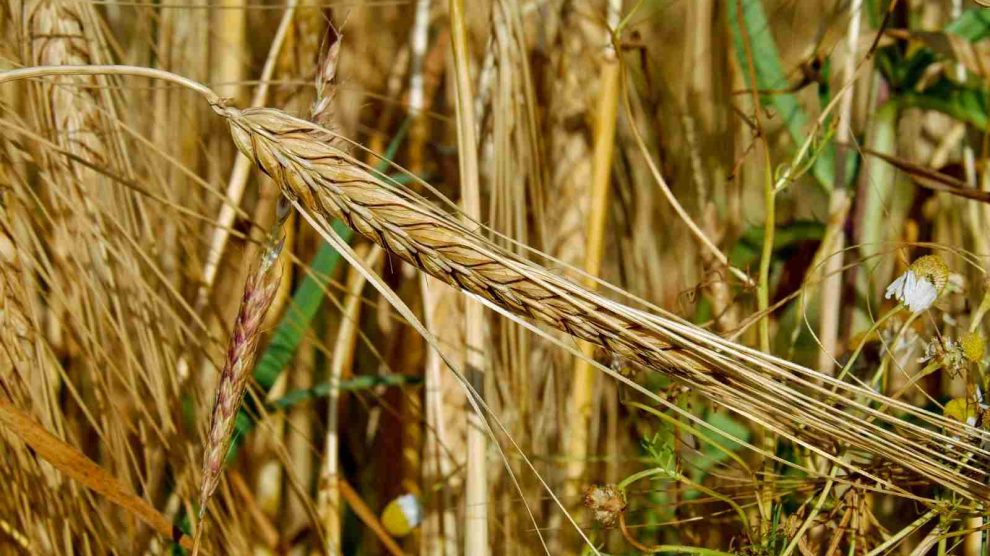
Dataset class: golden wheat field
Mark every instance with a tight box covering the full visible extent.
[4,0,990,553]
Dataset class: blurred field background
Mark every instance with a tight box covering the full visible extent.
[3,0,990,553]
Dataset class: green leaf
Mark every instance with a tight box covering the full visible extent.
[704,411,748,454]
[730,220,825,268]
[727,0,839,190]
[946,8,990,43]
[251,221,353,391]
[268,374,422,413]
[901,76,990,129]
[642,428,677,476]
[875,44,938,92]
[690,410,749,484]
[874,40,990,140]
[227,375,421,444]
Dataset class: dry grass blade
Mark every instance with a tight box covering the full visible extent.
[447,0,488,552]
[219,104,990,503]
[0,396,195,550]
[862,147,990,204]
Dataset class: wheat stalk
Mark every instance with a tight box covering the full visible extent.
[217,104,990,503]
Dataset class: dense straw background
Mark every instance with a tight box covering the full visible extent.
[3,0,990,553]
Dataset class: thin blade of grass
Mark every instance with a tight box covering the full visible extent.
[268,375,421,414]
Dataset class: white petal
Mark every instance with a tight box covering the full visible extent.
[885,273,907,300]
[396,494,423,527]
[904,271,919,297]
[905,280,937,313]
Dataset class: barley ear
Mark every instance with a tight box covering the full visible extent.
[195,230,283,527]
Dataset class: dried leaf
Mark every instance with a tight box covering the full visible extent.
[0,398,194,551]
[862,147,990,203]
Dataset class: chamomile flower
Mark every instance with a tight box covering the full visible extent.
[885,255,950,313]
[381,493,423,537]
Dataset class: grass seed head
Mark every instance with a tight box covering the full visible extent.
[197,234,282,519]
[216,105,990,504]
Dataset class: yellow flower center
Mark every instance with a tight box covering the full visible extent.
[908,255,949,293]
[961,332,986,363]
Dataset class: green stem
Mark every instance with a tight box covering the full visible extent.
[758,155,775,353]
[835,305,903,382]
[617,468,752,542]
[868,311,921,393]
[617,466,666,492]
[757,149,776,537]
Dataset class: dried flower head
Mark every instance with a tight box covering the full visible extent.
[920,337,967,376]
[961,332,986,364]
[885,255,950,313]
[583,484,626,528]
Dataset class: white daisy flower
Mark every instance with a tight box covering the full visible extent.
[381,493,423,537]
[885,270,936,313]
[885,255,949,313]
